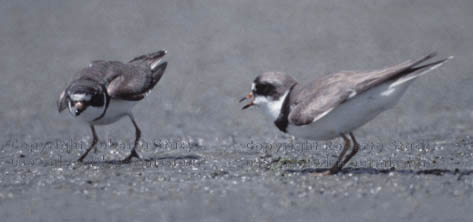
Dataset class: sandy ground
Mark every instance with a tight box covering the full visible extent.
[1,1,473,221]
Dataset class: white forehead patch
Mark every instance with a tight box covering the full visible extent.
[251,83,256,91]
[70,93,91,101]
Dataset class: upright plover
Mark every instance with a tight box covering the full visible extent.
[240,53,451,175]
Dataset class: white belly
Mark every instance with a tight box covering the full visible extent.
[77,99,138,125]
[287,79,414,140]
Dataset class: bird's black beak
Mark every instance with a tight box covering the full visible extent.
[240,92,255,110]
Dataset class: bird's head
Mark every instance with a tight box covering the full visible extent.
[58,79,108,121]
[240,72,296,119]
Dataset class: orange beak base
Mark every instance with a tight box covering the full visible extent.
[240,93,254,110]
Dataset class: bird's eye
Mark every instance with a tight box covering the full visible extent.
[89,93,105,107]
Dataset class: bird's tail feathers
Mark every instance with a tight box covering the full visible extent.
[390,55,453,88]
[129,50,167,71]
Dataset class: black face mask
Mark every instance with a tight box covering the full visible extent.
[254,83,275,97]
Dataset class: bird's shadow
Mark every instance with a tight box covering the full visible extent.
[76,154,201,165]
[143,154,201,162]
[286,167,473,179]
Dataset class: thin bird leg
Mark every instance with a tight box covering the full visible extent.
[122,114,142,162]
[338,132,360,170]
[78,125,98,162]
[328,134,351,174]
[313,134,351,176]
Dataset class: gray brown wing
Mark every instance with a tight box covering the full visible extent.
[288,53,438,125]
[288,75,353,125]
[106,62,167,101]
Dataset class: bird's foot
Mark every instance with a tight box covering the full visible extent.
[77,154,88,163]
[121,150,141,163]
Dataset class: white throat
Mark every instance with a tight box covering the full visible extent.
[254,91,289,120]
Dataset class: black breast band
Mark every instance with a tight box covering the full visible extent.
[274,84,296,133]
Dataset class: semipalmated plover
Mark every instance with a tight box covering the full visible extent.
[58,50,168,162]
[240,53,452,175]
